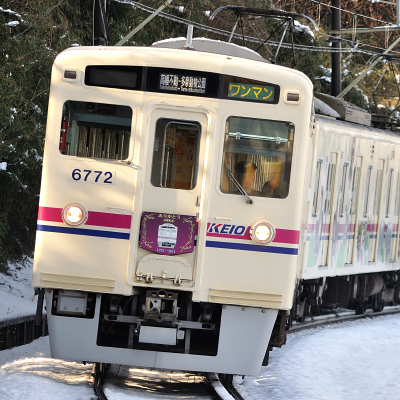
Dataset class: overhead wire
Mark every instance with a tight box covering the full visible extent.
[111,0,400,57]
[270,0,400,54]
[14,0,400,59]
[12,0,400,58]
[315,29,400,55]
[306,0,395,25]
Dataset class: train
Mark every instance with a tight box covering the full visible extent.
[32,36,400,376]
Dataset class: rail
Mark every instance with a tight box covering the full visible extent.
[92,363,246,400]
[289,305,400,333]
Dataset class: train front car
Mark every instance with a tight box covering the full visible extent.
[32,41,313,375]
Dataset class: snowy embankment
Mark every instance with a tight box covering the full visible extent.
[0,259,37,322]
[0,260,96,399]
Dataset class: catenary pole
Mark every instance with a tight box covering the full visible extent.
[397,0,400,25]
[93,0,110,45]
[332,0,342,96]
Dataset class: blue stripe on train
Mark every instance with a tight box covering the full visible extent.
[37,224,130,240]
[205,240,298,255]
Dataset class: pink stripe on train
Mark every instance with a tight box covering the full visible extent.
[206,223,299,244]
[38,206,132,229]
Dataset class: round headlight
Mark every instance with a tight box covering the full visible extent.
[250,220,275,244]
[62,203,87,226]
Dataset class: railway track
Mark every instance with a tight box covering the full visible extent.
[2,306,400,399]
[92,363,245,400]
[92,305,400,400]
[289,304,400,332]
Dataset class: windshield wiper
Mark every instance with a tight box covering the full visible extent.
[226,171,253,204]
[229,132,287,143]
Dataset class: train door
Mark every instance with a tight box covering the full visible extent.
[345,156,362,264]
[135,108,208,286]
[390,172,400,261]
[368,159,384,263]
[317,152,338,269]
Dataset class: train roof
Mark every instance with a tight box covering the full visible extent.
[315,113,400,140]
[151,37,269,63]
[314,93,371,126]
[314,93,400,134]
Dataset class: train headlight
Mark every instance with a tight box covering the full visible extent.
[62,203,87,226]
[250,220,275,244]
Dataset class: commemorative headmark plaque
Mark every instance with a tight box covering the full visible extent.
[140,212,197,255]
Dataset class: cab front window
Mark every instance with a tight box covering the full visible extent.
[220,116,294,199]
[59,101,132,160]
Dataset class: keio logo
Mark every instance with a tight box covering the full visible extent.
[207,223,246,236]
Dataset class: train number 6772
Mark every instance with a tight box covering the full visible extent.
[71,168,115,185]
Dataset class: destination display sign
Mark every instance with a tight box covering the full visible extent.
[85,65,280,104]
[159,73,207,94]
[146,67,220,98]
[228,82,276,102]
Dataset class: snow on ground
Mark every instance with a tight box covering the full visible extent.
[235,314,400,400]
[0,336,208,400]
[2,262,400,399]
[0,259,37,321]
[0,337,96,400]
[1,314,400,399]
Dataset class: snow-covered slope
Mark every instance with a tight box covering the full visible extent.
[0,259,37,322]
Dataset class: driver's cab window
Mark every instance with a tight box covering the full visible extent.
[59,101,132,160]
[151,119,200,190]
[220,116,294,199]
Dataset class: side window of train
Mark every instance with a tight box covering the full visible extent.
[59,101,132,160]
[220,116,294,198]
[385,168,394,218]
[363,166,373,217]
[350,157,362,216]
[324,153,337,215]
[373,160,385,216]
[150,119,200,190]
[339,163,349,217]
[394,172,400,218]
[312,160,323,217]
[394,172,400,259]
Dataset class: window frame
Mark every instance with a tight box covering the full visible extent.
[312,160,323,217]
[373,159,384,217]
[363,166,373,217]
[339,162,349,218]
[150,118,201,191]
[59,100,133,161]
[385,168,394,218]
[219,115,295,200]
